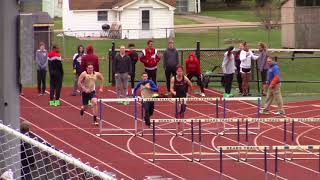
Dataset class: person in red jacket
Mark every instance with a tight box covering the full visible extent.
[185,53,205,97]
[140,40,160,85]
[48,45,63,106]
[81,45,99,72]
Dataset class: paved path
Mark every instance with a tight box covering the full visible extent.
[175,15,261,32]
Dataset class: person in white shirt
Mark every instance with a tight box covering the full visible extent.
[239,42,258,96]
[221,46,236,97]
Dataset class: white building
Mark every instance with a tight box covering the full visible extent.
[63,0,176,39]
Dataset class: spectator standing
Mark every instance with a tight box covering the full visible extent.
[113,45,132,104]
[140,40,160,85]
[163,39,179,95]
[185,53,205,97]
[260,56,285,115]
[126,43,139,94]
[81,45,99,72]
[222,46,236,97]
[257,42,268,96]
[48,45,63,106]
[35,42,48,96]
[239,42,258,96]
[71,45,85,96]
[235,43,244,95]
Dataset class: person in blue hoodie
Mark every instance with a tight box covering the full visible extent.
[133,72,158,127]
[260,56,285,115]
[71,45,85,96]
[35,42,48,96]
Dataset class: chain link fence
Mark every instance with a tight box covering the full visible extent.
[29,23,320,97]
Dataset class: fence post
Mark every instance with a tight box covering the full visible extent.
[166,28,167,39]
[180,50,184,67]
[62,33,66,59]
[111,41,116,85]
[196,41,200,63]
[217,26,220,48]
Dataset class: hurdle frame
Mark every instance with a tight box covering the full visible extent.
[221,97,262,136]
[138,97,219,136]
[97,98,138,136]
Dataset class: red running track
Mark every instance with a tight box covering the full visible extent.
[20,87,320,180]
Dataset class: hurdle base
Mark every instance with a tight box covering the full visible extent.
[96,133,135,136]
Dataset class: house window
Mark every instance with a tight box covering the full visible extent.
[296,0,320,6]
[97,11,108,21]
[57,0,62,8]
[142,10,150,30]
[176,0,188,13]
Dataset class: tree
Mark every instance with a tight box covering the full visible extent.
[255,1,281,29]
[224,0,242,7]
[255,0,272,7]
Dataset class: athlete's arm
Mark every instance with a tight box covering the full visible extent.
[78,72,86,91]
[96,72,104,92]
[170,77,176,96]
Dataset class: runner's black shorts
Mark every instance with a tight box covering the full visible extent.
[82,91,96,105]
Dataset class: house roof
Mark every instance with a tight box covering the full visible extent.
[69,0,176,10]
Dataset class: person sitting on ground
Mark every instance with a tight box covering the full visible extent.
[185,53,205,97]
[260,56,285,116]
[133,72,158,127]
[20,121,35,180]
[170,65,193,118]
[78,63,104,125]
[222,46,236,97]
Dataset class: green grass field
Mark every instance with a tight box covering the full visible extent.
[200,10,258,22]
[41,16,320,102]
[53,27,280,59]
[174,16,201,25]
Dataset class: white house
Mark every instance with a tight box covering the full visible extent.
[63,0,176,39]
[175,0,201,14]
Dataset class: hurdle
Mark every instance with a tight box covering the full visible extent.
[149,118,197,162]
[97,98,138,136]
[221,97,262,135]
[218,146,269,180]
[273,145,320,161]
[138,97,219,136]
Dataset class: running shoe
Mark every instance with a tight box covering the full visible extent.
[259,109,270,115]
[200,93,205,97]
[274,111,285,116]
[49,100,55,106]
[54,100,60,106]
